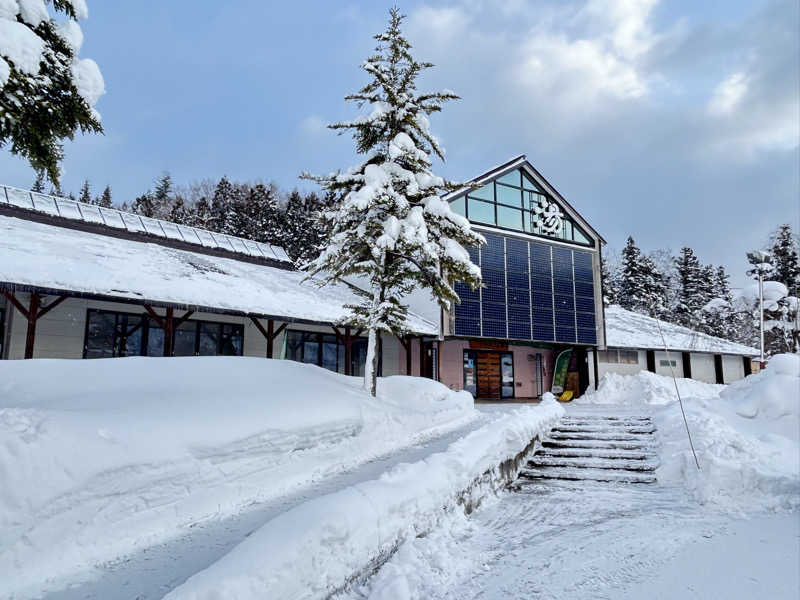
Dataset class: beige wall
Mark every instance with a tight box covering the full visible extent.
[722,354,745,383]
[597,349,645,380]
[690,353,717,383]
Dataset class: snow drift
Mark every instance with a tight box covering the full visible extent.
[164,399,565,600]
[655,354,800,510]
[576,369,724,405]
[0,357,475,598]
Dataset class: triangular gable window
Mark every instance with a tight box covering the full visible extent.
[450,167,594,246]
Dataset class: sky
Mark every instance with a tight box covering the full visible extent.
[1,0,798,288]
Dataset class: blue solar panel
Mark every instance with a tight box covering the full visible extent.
[509,321,531,340]
[552,278,574,295]
[455,300,480,319]
[556,326,576,343]
[483,320,507,338]
[482,267,505,287]
[482,287,506,303]
[575,296,594,312]
[507,287,530,305]
[467,246,479,264]
[576,312,595,328]
[455,281,479,302]
[554,311,575,327]
[532,291,553,308]
[506,270,529,289]
[506,238,529,270]
[575,280,594,297]
[533,323,555,341]
[455,320,481,336]
[553,294,575,312]
[530,273,552,292]
[532,307,553,324]
[508,304,531,321]
[552,248,573,279]
[577,328,597,344]
[482,302,506,321]
[482,234,505,268]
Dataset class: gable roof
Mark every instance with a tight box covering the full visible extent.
[605,305,759,356]
[0,214,438,335]
[443,155,606,245]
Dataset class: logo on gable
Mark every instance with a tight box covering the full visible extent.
[531,195,563,236]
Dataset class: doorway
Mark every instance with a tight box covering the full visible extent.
[463,350,514,399]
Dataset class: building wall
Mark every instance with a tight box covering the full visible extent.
[1,293,406,375]
[596,349,645,379]
[690,353,717,383]
[654,350,680,377]
[722,354,744,383]
[439,339,470,391]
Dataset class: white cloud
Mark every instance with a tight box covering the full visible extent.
[708,71,748,116]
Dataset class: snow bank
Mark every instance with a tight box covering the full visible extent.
[0,357,474,598]
[655,354,800,510]
[576,369,724,405]
[164,400,565,600]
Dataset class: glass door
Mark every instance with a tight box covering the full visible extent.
[501,352,514,398]
[463,350,477,396]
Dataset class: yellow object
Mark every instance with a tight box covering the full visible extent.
[558,390,573,402]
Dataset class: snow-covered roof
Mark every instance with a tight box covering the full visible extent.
[605,305,758,356]
[0,215,438,335]
[0,184,292,265]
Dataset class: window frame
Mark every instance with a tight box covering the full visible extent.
[0,306,5,359]
[83,308,244,358]
[455,168,594,247]
[284,329,371,375]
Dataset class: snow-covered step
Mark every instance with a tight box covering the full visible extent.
[538,447,658,460]
[542,439,653,451]
[518,467,657,485]
[548,431,650,442]
[552,425,656,435]
[528,456,659,472]
[558,420,654,428]
[561,416,651,423]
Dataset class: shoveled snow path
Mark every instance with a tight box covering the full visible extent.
[346,405,800,600]
[40,405,514,600]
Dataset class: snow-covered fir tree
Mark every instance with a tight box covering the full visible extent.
[768,224,800,297]
[617,237,664,317]
[1,0,104,185]
[600,253,619,306]
[78,179,91,204]
[674,247,706,328]
[97,185,112,208]
[31,171,45,192]
[302,9,483,395]
[282,189,334,265]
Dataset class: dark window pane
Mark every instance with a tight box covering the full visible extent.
[286,331,304,362]
[119,315,143,356]
[522,171,540,191]
[497,205,522,230]
[147,326,164,356]
[468,199,494,224]
[173,322,197,356]
[303,338,319,365]
[470,183,494,201]
[573,224,591,244]
[351,339,368,377]
[198,322,221,356]
[85,312,116,358]
[322,341,338,371]
[496,184,522,207]
[221,324,243,356]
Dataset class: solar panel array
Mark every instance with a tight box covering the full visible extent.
[454,232,597,345]
[0,184,292,264]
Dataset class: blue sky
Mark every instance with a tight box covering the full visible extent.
[1,0,798,287]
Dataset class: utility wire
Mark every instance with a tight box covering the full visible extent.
[654,316,701,470]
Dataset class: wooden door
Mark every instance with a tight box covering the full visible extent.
[476,351,501,398]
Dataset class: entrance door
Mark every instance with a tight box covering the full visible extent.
[476,351,501,398]
[500,352,514,398]
[463,350,477,396]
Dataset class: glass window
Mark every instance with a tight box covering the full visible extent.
[302,337,319,365]
[522,171,540,191]
[469,183,494,201]
[147,326,165,356]
[198,322,221,356]
[84,310,144,358]
[285,329,369,376]
[450,196,466,217]
[0,307,4,359]
[598,349,618,363]
[619,350,638,364]
[659,359,677,368]
[495,184,522,207]
[573,223,591,245]
[468,198,495,224]
[220,324,243,356]
[173,321,197,356]
[497,170,521,186]
[497,205,522,230]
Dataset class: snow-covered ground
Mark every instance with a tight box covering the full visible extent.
[0,357,477,599]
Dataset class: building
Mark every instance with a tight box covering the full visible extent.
[598,305,758,384]
[0,184,438,377]
[426,155,607,399]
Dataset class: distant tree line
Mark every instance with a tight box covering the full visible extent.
[49,173,334,265]
[602,225,800,355]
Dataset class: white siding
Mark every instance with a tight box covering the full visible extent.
[722,354,745,383]
[691,353,717,383]
[654,351,681,377]
[596,348,645,379]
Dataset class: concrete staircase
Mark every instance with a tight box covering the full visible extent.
[519,414,659,484]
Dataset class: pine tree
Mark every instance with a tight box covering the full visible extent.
[769,224,800,297]
[98,185,112,208]
[168,196,190,224]
[1,2,103,184]
[130,192,155,217]
[152,173,173,217]
[79,179,91,204]
[600,256,617,306]
[618,237,646,311]
[210,177,235,233]
[674,247,705,328]
[31,172,45,193]
[302,9,483,395]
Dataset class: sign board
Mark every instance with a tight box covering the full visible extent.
[551,349,572,394]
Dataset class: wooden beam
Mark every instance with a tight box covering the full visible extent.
[163,307,174,357]
[419,335,426,379]
[174,310,195,328]
[344,326,352,376]
[250,317,287,358]
[1,290,30,320]
[24,293,40,359]
[250,316,268,339]
[273,322,287,338]
[405,335,412,375]
[35,295,67,320]
[143,305,166,328]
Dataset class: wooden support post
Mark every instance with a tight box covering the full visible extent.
[251,317,286,358]
[164,307,174,357]
[398,335,412,376]
[1,291,67,359]
[419,335,426,379]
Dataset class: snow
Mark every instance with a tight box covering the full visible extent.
[163,399,565,600]
[655,354,800,510]
[0,357,476,598]
[0,17,45,75]
[577,369,725,405]
[57,19,84,52]
[605,304,759,355]
[70,56,104,105]
[17,0,48,26]
[0,215,438,334]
